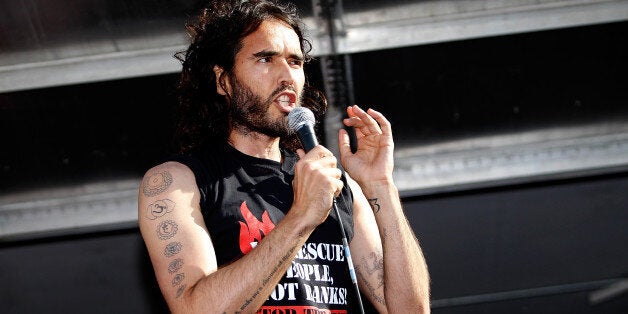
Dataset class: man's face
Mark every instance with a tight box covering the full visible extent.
[223,19,306,137]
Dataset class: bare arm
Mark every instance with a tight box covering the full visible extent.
[139,145,343,313]
[349,176,430,313]
[340,105,431,313]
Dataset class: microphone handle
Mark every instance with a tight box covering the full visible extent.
[296,123,318,152]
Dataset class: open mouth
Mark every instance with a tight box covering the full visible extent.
[275,92,297,110]
[277,94,291,106]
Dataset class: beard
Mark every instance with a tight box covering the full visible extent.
[228,74,300,139]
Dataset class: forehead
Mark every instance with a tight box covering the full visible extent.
[239,19,302,56]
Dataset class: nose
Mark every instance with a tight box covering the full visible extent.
[277,59,297,87]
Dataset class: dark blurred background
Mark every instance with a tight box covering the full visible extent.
[1,0,627,313]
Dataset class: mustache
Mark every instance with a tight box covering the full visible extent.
[270,84,296,99]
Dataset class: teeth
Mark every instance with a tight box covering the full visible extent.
[278,95,290,104]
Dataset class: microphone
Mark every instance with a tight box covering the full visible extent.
[287,107,317,152]
[287,106,366,314]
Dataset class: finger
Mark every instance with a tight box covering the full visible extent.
[342,109,364,132]
[330,171,345,197]
[334,179,344,197]
[314,146,335,161]
[315,155,338,172]
[338,128,352,157]
[302,145,326,161]
[350,105,382,135]
[367,108,393,137]
[318,165,341,179]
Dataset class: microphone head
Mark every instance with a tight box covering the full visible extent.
[287,107,315,133]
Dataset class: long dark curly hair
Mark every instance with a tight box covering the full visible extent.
[173,0,327,154]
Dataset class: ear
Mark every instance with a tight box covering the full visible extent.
[213,65,231,96]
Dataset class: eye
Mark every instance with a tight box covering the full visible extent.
[290,59,304,68]
[258,57,272,63]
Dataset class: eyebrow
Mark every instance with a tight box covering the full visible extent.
[252,49,304,61]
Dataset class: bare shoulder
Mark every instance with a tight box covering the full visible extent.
[137,161,202,229]
[139,161,196,199]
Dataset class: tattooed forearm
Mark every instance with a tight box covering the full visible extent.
[363,252,384,287]
[355,252,386,306]
[239,244,299,312]
[142,171,173,197]
[355,266,386,306]
[146,199,176,219]
[367,198,381,214]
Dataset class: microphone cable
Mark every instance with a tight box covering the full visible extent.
[333,196,365,314]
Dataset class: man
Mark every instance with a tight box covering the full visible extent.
[138,0,430,313]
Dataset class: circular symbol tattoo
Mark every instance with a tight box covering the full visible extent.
[168,258,184,274]
[143,171,173,197]
[172,273,185,286]
[176,284,186,298]
[157,220,178,240]
[146,199,175,220]
[164,242,183,258]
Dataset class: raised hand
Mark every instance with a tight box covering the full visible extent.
[338,105,395,187]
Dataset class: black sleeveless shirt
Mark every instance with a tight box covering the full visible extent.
[171,143,358,313]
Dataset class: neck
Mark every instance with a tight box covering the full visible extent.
[228,130,282,162]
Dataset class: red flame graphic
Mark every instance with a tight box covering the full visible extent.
[239,201,275,254]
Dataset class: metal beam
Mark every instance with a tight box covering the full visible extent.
[316,0,628,55]
[1,0,627,93]
[0,179,139,241]
[395,121,628,197]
